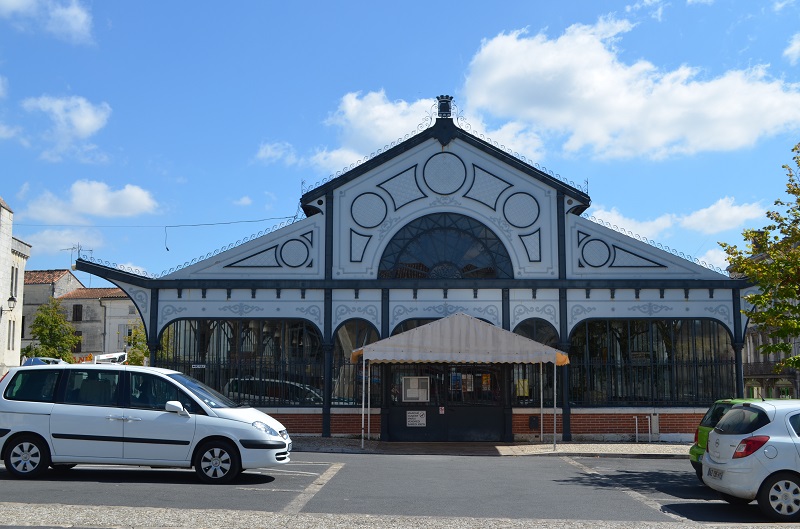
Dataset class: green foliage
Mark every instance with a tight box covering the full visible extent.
[125,320,149,366]
[23,297,80,363]
[721,142,800,369]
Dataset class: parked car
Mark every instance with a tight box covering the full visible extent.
[0,364,291,484]
[20,357,67,366]
[702,400,800,522]
[224,377,324,406]
[689,398,758,482]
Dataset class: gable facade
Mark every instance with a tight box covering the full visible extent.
[76,97,750,442]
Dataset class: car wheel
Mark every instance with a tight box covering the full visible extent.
[720,492,751,505]
[194,440,241,484]
[3,435,51,479]
[757,471,800,522]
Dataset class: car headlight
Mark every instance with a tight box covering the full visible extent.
[252,421,280,437]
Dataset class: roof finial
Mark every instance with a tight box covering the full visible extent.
[436,95,453,119]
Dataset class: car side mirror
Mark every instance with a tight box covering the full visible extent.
[165,400,190,417]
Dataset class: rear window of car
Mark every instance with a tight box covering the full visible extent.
[714,406,770,435]
[700,402,733,427]
[4,369,60,402]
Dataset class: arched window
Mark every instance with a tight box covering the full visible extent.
[378,213,513,279]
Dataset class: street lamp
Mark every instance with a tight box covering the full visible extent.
[0,296,17,318]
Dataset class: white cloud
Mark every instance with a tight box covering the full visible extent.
[687,0,714,5]
[22,94,111,162]
[587,206,675,239]
[697,247,729,270]
[784,33,800,66]
[255,141,297,165]
[25,227,104,256]
[311,91,435,174]
[21,179,158,223]
[44,0,91,44]
[233,196,252,206]
[0,0,92,43]
[679,196,764,234]
[0,122,18,139]
[463,19,800,159]
[774,0,796,12]
[0,0,37,17]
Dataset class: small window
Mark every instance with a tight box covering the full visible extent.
[714,406,771,435]
[128,305,135,315]
[63,369,120,406]
[73,331,82,353]
[5,370,60,402]
[72,304,83,322]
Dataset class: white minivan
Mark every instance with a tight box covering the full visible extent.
[0,364,291,484]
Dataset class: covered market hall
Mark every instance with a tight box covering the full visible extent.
[76,95,752,442]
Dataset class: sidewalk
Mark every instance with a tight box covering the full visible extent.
[291,436,690,458]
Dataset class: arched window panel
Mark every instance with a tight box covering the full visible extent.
[567,318,735,407]
[511,318,560,408]
[332,319,381,406]
[156,318,324,407]
[378,213,514,279]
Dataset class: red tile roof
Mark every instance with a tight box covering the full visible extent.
[24,269,73,285]
[59,288,128,300]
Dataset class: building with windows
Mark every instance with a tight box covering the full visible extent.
[22,271,139,361]
[76,96,753,442]
[0,197,30,374]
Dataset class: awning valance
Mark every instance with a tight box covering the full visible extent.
[351,313,569,365]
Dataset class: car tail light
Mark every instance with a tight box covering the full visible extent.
[733,435,770,458]
[0,371,7,384]
[694,429,699,444]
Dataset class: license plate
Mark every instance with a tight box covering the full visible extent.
[707,467,724,480]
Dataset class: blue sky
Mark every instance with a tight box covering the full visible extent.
[2,1,800,287]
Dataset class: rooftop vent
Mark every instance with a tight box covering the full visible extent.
[437,95,453,118]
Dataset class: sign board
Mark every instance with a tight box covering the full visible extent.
[406,410,426,427]
[191,364,206,369]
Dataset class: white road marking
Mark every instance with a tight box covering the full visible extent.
[281,463,344,514]
[560,457,696,525]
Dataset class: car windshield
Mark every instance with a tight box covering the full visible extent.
[700,403,733,427]
[168,373,239,409]
[714,406,770,435]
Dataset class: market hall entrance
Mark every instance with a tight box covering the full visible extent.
[386,364,506,442]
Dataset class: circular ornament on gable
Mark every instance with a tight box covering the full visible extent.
[280,239,310,267]
[503,192,540,228]
[423,152,466,195]
[582,239,611,267]
[351,192,387,228]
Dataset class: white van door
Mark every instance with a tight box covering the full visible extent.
[123,372,196,462]
[50,369,124,459]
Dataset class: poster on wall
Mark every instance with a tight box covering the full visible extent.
[482,374,492,392]
[402,376,430,402]
[406,410,426,427]
[450,372,462,391]
[462,374,474,392]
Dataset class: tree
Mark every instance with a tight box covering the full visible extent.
[125,320,150,366]
[22,297,80,362]
[721,141,800,369]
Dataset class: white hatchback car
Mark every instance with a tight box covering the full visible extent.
[702,400,800,522]
[0,364,291,484]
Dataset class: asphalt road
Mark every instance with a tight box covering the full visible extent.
[0,453,790,528]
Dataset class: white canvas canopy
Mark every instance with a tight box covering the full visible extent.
[351,313,569,449]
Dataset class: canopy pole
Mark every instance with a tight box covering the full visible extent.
[553,361,557,451]
[361,354,366,449]
[539,362,543,443]
[367,363,372,443]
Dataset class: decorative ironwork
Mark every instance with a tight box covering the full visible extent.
[583,214,729,276]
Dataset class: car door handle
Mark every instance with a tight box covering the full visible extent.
[107,415,126,421]
[124,417,143,421]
